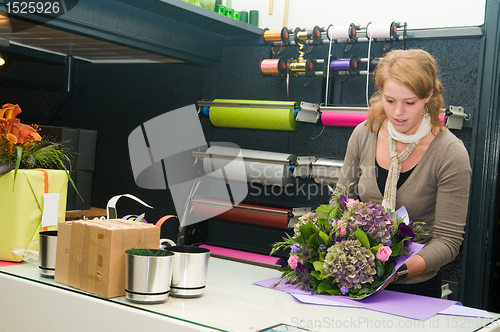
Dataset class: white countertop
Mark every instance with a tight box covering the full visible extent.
[1,257,499,332]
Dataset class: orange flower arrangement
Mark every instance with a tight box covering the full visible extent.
[0,103,74,181]
[0,103,41,145]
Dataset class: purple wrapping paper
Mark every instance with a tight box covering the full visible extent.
[254,277,459,320]
[254,242,461,320]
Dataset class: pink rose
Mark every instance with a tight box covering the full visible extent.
[346,198,359,208]
[376,246,392,262]
[288,255,299,269]
[336,220,347,237]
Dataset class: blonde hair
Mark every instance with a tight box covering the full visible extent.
[366,49,445,132]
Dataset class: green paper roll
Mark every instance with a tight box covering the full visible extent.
[249,10,259,27]
[209,99,302,131]
[239,11,248,23]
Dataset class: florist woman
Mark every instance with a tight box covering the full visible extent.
[336,49,472,298]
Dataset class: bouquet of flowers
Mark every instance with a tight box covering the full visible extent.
[271,185,426,299]
[0,103,77,189]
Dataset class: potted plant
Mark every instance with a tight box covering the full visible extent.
[125,248,174,304]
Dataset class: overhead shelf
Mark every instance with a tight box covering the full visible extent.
[116,0,263,41]
[0,0,264,65]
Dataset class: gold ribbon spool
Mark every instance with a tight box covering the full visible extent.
[288,60,306,72]
[295,30,309,41]
[263,30,283,42]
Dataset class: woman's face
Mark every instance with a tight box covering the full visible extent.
[382,78,432,135]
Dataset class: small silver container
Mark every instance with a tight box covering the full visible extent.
[39,231,58,278]
[125,249,174,304]
[167,246,210,298]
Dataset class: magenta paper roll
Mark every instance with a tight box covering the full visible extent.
[321,112,368,127]
[439,114,446,123]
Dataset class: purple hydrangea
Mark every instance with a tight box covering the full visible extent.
[323,240,377,291]
[340,285,349,295]
[351,202,394,244]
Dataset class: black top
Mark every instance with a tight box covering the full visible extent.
[376,159,416,195]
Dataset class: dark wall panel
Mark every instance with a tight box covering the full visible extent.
[202,36,481,282]
[0,34,482,290]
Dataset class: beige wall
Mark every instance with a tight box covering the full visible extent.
[227,0,486,30]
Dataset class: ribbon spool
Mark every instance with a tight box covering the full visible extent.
[294,26,322,43]
[327,23,357,41]
[263,27,291,43]
[260,58,287,76]
[329,54,360,74]
[288,59,313,75]
[366,22,399,39]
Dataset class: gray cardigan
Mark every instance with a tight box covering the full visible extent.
[336,121,472,284]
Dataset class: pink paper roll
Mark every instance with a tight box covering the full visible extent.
[199,244,281,266]
[321,112,369,127]
[321,112,446,127]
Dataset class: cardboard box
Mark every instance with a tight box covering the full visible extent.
[65,207,107,221]
[67,220,89,289]
[56,219,160,298]
[54,221,72,285]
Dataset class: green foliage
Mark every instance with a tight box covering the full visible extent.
[126,248,173,257]
[376,260,385,278]
[317,278,341,295]
[354,228,370,250]
[316,204,338,221]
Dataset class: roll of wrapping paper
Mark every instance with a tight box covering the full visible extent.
[311,158,344,184]
[192,198,291,229]
[203,145,296,186]
[209,99,301,131]
[321,111,369,127]
[321,111,447,127]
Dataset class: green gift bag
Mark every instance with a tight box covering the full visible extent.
[0,169,68,262]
